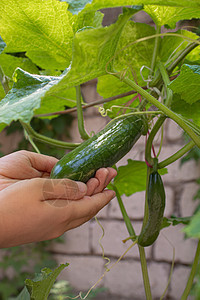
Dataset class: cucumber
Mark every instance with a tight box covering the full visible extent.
[50,114,147,182]
[138,171,166,247]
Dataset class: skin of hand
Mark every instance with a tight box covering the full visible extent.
[0,151,117,248]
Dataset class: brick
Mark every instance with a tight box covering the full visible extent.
[91,220,152,259]
[164,186,174,217]
[54,254,105,291]
[104,259,146,299]
[166,119,184,142]
[51,222,90,254]
[109,185,173,220]
[169,265,194,300]
[179,160,200,181]
[148,262,170,299]
[108,192,145,220]
[154,224,197,264]
[153,145,200,183]
[95,204,108,218]
[180,182,199,217]
[0,130,23,154]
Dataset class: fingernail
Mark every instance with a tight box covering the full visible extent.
[77,182,87,194]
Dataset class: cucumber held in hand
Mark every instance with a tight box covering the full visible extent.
[138,171,166,247]
[50,114,148,182]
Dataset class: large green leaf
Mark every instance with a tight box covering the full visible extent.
[0,0,75,70]
[0,68,62,127]
[113,159,167,196]
[97,21,155,117]
[62,0,92,14]
[113,21,155,83]
[35,85,77,118]
[169,64,200,104]
[62,0,200,15]
[25,264,69,300]
[171,94,200,126]
[0,36,6,54]
[0,54,39,79]
[73,10,103,32]
[97,75,138,118]
[82,0,200,11]
[183,211,200,238]
[144,6,200,28]
[159,30,200,66]
[47,7,142,96]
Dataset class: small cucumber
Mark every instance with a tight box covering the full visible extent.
[50,114,147,182]
[138,171,166,247]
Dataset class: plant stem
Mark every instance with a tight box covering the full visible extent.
[111,183,136,239]
[137,167,152,300]
[114,74,200,148]
[24,130,41,153]
[138,245,152,300]
[76,85,90,140]
[158,140,195,169]
[150,26,161,74]
[145,116,166,166]
[150,37,200,87]
[0,66,9,94]
[111,183,152,299]
[167,37,200,74]
[157,61,173,107]
[181,240,200,300]
[20,121,80,149]
[35,89,147,118]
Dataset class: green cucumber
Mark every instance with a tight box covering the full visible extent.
[138,171,166,247]
[50,114,147,182]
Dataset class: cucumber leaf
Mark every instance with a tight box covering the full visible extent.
[47,7,142,96]
[169,64,200,105]
[0,54,39,79]
[183,211,200,238]
[0,68,61,128]
[159,30,200,66]
[0,67,80,127]
[0,0,75,70]
[161,216,191,230]
[25,264,69,300]
[113,159,167,196]
[171,94,200,126]
[12,286,30,300]
[144,6,200,28]
[81,0,200,12]
[62,0,93,14]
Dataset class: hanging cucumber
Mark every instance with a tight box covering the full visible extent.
[51,114,148,182]
[138,171,166,247]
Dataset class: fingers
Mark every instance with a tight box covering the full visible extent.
[70,189,116,221]
[0,150,58,179]
[86,167,117,196]
[86,177,99,196]
[22,151,58,174]
[29,178,87,201]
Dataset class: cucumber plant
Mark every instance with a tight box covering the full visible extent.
[0,0,200,299]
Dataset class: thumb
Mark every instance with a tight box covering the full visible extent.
[33,178,87,201]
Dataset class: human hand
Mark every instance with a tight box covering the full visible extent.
[0,151,117,248]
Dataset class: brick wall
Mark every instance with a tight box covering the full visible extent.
[49,81,200,300]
